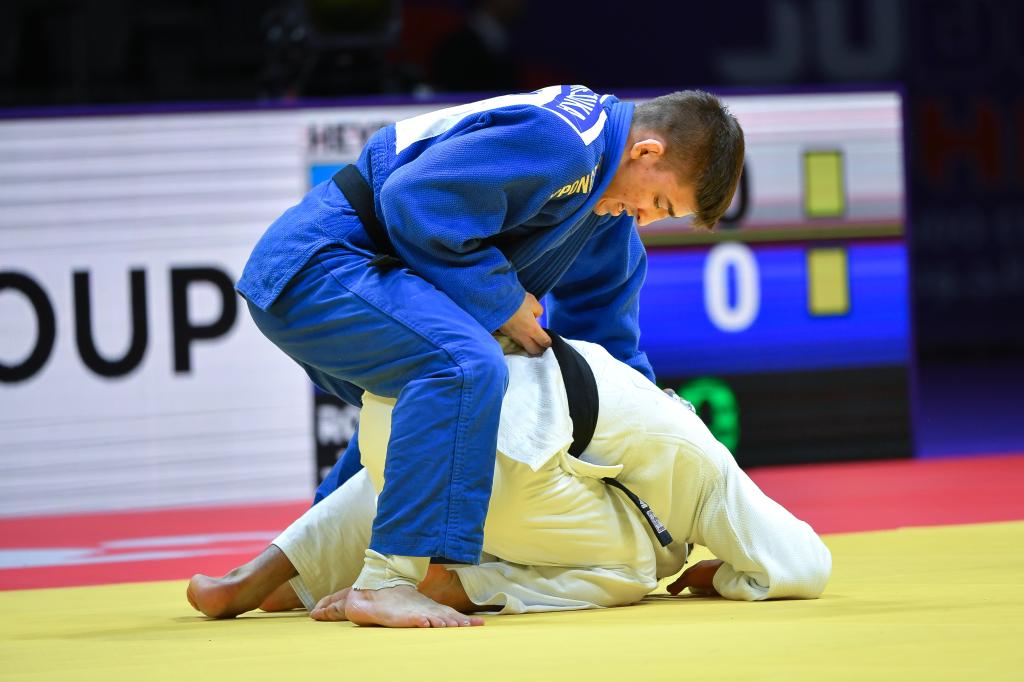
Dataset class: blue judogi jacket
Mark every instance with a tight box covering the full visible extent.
[238,85,654,381]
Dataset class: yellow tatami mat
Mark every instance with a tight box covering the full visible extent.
[2,521,1022,681]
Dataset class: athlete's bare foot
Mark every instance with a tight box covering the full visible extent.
[344,585,484,628]
[417,565,483,614]
[259,582,303,612]
[186,545,298,619]
[310,588,352,621]
[188,573,247,619]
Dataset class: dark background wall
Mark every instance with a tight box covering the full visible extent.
[3,0,1020,454]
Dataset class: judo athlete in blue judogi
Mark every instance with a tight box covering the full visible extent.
[237,85,745,627]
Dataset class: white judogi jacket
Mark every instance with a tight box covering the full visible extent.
[274,340,831,614]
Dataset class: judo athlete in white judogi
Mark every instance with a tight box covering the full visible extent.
[187,338,831,624]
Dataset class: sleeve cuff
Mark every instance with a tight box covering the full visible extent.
[473,284,527,333]
[712,563,770,601]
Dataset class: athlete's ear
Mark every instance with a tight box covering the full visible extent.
[629,137,666,160]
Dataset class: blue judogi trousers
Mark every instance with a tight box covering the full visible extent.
[247,246,507,564]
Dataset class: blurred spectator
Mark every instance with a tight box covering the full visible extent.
[263,0,416,98]
[432,0,524,92]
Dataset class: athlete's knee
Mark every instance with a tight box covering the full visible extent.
[459,342,508,392]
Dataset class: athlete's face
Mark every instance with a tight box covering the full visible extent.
[595,135,697,227]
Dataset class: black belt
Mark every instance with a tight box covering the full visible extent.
[332,165,403,269]
[546,332,673,548]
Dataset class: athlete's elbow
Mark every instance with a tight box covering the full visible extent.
[798,536,833,598]
[768,535,832,600]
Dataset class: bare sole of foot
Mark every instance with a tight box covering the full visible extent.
[187,574,242,619]
[344,585,484,628]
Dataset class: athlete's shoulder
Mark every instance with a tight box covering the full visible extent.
[531,85,610,146]
[510,86,611,181]
[467,84,611,148]
[465,87,608,188]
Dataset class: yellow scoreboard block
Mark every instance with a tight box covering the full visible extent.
[804,150,845,218]
[807,247,850,316]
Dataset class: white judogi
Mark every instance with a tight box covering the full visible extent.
[273,340,832,613]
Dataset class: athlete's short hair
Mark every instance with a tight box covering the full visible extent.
[632,90,745,229]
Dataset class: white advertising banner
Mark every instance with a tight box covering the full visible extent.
[0,111,314,516]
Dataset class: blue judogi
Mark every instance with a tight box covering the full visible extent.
[238,85,654,563]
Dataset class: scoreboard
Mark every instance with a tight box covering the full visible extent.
[639,92,910,467]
